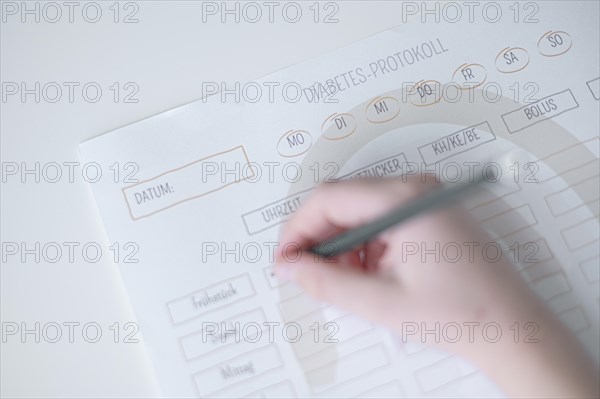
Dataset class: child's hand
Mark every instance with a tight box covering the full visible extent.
[274,176,599,398]
[275,176,537,349]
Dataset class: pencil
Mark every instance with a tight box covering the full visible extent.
[308,174,490,258]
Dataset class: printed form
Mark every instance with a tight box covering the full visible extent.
[80,5,599,398]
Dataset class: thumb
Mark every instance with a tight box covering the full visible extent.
[274,253,405,323]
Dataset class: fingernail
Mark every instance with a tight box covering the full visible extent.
[274,261,298,283]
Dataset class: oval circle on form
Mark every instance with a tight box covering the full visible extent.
[495,47,530,73]
[277,130,312,157]
[538,31,572,57]
[321,113,357,140]
[452,63,487,89]
[365,96,400,123]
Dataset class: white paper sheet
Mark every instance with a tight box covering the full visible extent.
[80,4,599,397]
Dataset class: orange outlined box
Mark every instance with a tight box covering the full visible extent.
[122,146,252,220]
[544,175,600,216]
[466,182,522,218]
[479,204,537,239]
[536,137,599,184]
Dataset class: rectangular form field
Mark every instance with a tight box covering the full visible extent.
[508,237,554,268]
[339,153,408,179]
[179,308,267,361]
[242,189,312,235]
[123,146,252,220]
[305,344,390,395]
[538,147,599,184]
[587,77,600,100]
[579,256,600,283]
[278,293,327,321]
[167,274,255,325]
[263,265,280,288]
[291,311,373,359]
[501,89,579,133]
[561,217,600,250]
[418,122,495,165]
[479,204,537,238]
[544,175,600,216]
[520,260,562,284]
[530,272,571,301]
[193,345,283,397]
[466,183,522,219]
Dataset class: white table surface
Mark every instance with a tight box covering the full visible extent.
[1,2,407,397]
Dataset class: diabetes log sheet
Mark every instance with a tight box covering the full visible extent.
[79,5,600,399]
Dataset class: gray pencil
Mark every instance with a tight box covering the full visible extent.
[308,174,490,258]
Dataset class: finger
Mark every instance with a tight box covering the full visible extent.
[275,254,407,323]
[336,250,363,271]
[276,246,362,271]
[364,239,387,271]
[278,177,433,253]
[274,225,348,263]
